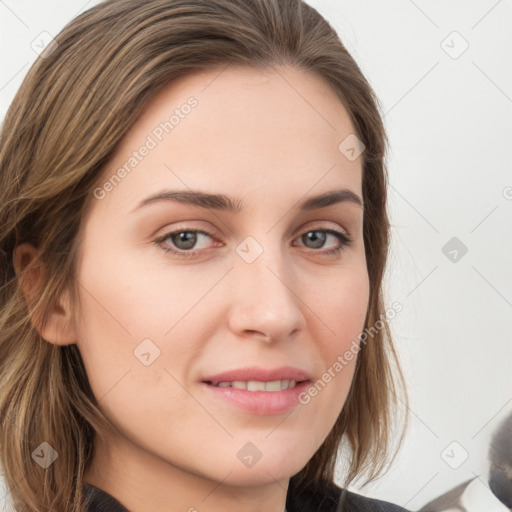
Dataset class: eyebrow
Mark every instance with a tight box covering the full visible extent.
[132,188,364,213]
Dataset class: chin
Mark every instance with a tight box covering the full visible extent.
[233,449,310,486]
[187,445,311,488]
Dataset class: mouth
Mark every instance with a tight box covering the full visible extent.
[200,366,312,415]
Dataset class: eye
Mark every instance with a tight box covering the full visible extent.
[155,229,218,257]
[154,227,353,259]
[293,229,354,257]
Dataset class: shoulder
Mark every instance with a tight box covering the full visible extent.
[286,477,411,512]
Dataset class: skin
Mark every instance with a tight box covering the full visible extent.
[15,65,369,512]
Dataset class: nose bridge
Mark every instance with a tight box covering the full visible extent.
[228,233,305,340]
[235,232,290,292]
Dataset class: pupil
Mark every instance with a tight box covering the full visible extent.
[305,231,325,249]
[173,232,196,250]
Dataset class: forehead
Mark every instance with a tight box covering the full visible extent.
[92,65,363,216]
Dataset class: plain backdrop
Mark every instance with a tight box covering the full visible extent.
[1,1,511,510]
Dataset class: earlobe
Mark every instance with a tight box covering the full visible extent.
[13,243,77,345]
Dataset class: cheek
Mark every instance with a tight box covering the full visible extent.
[72,246,160,400]
[75,240,227,339]
[310,260,370,356]
[73,272,194,438]
[72,240,223,407]
[299,262,369,419]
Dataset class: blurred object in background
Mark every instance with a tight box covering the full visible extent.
[489,411,512,509]
[419,411,512,511]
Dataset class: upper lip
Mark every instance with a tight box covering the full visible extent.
[202,366,311,385]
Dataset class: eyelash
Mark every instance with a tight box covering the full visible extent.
[154,227,354,259]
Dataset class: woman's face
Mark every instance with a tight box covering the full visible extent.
[75,65,369,488]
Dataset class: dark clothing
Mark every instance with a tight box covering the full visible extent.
[84,483,129,512]
[285,478,411,512]
[83,477,410,512]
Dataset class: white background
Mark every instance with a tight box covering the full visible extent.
[1,1,511,510]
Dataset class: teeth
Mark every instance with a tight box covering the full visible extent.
[213,379,297,391]
[264,380,282,391]
[247,381,266,391]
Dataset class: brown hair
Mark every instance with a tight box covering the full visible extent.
[0,0,408,510]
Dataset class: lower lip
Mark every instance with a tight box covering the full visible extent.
[201,381,310,415]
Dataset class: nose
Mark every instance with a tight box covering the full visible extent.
[227,241,306,343]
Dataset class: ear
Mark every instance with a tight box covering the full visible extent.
[13,243,77,345]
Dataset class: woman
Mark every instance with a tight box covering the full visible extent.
[0,0,409,510]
